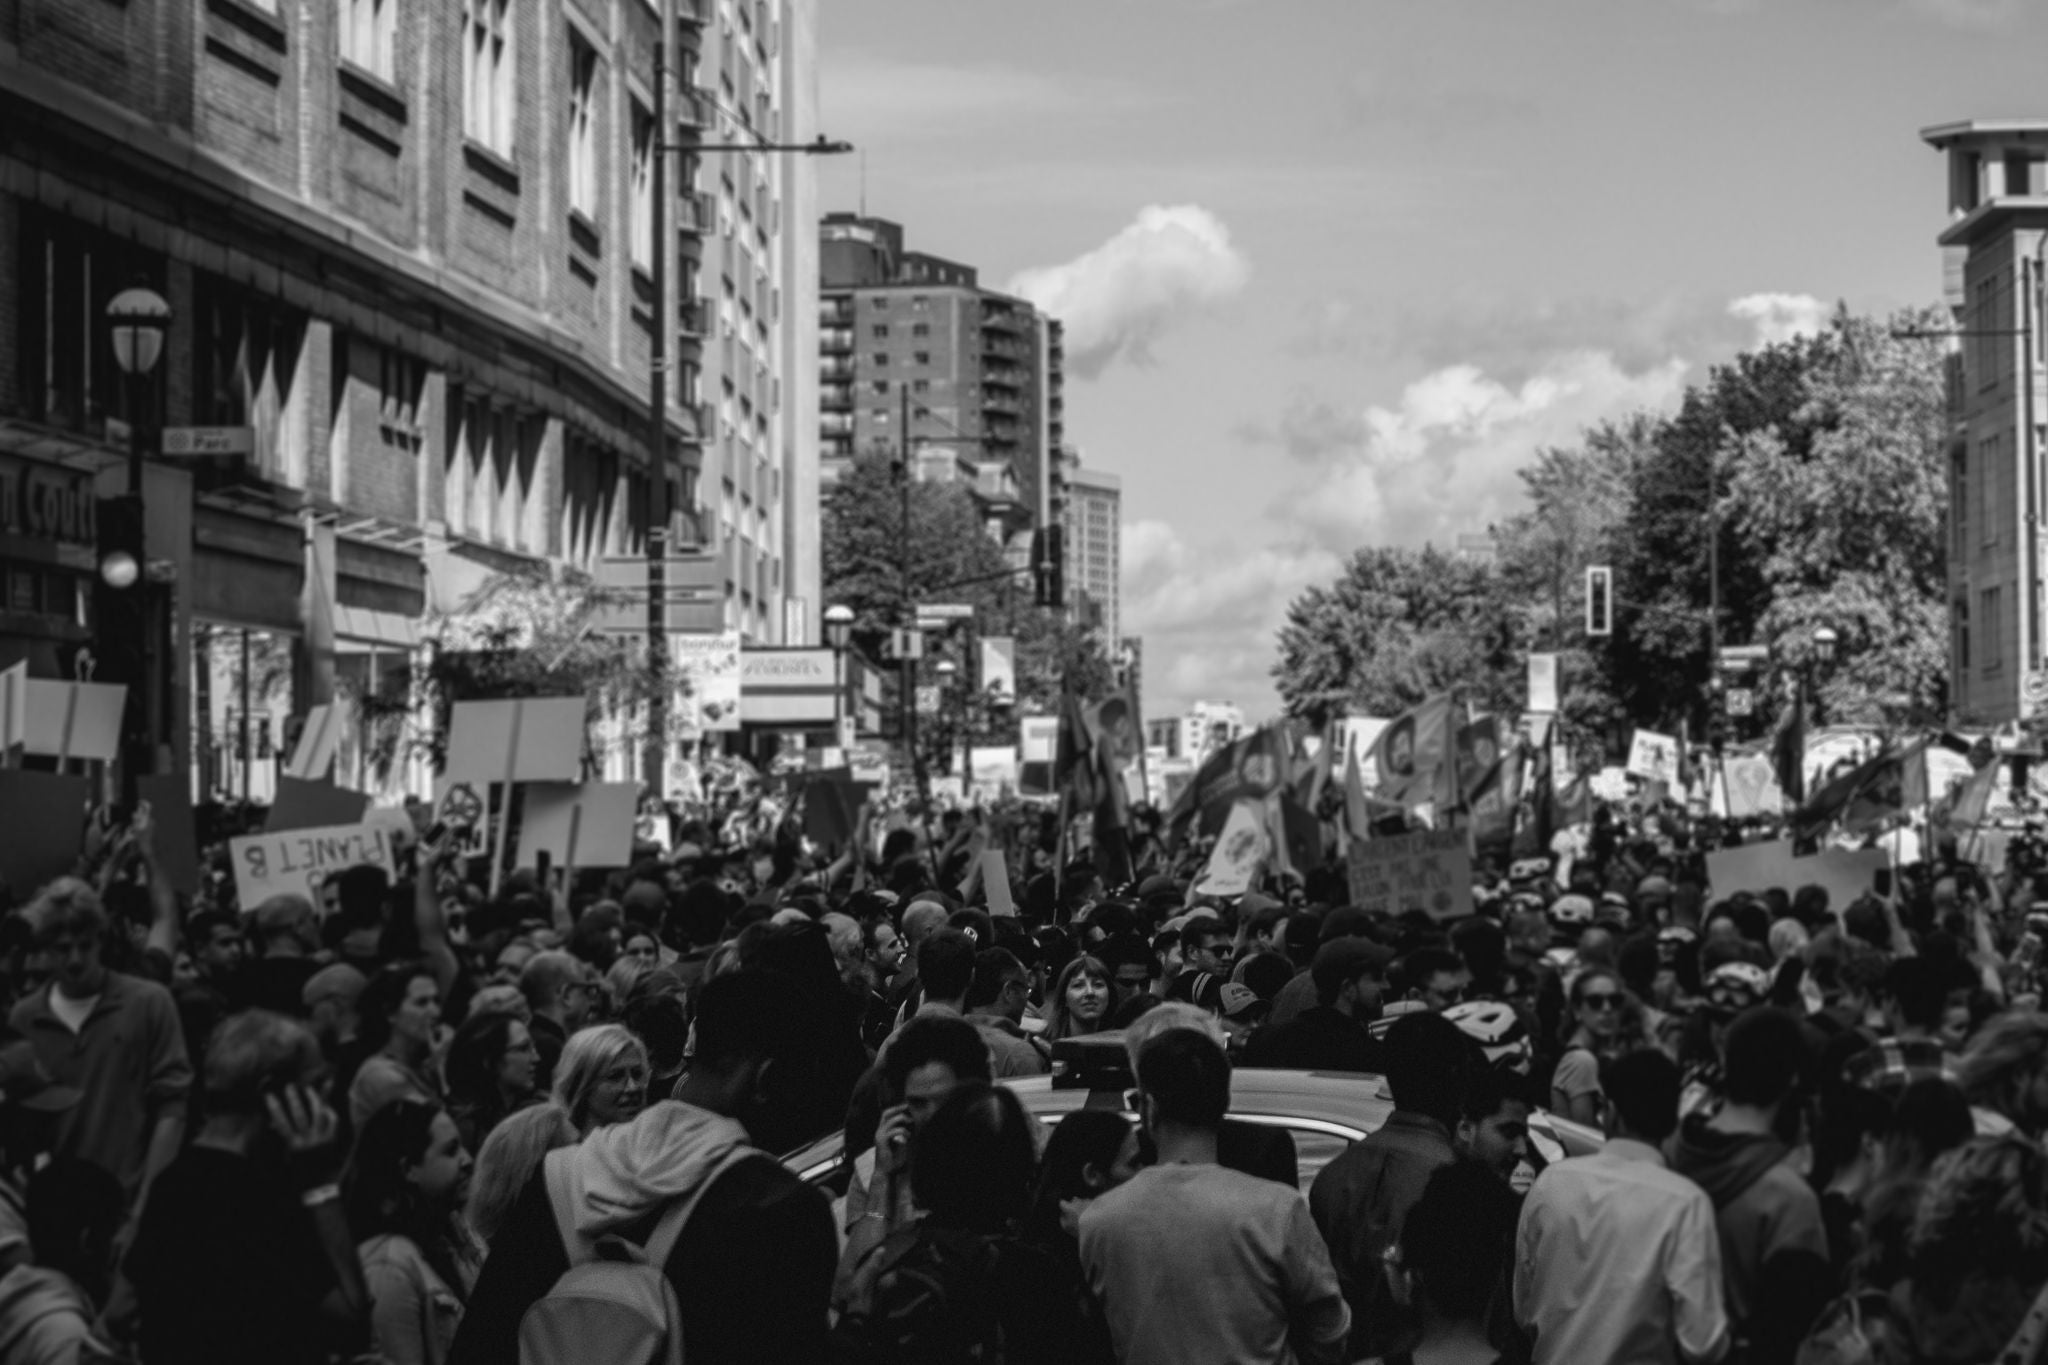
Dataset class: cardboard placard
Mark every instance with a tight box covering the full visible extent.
[1346,828,1476,921]
[1626,729,1682,786]
[284,701,351,780]
[20,679,126,764]
[444,697,586,784]
[1705,839,1889,911]
[0,770,91,896]
[0,662,25,756]
[981,848,1016,918]
[432,778,493,859]
[136,773,201,896]
[518,781,639,870]
[229,822,395,912]
[267,776,372,833]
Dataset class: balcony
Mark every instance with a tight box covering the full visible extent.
[675,190,715,233]
[981,300,1025,333]
[822,412,854,437]
[821,355,855,380]
[679,297,712,337]
[983,336,1029,361]
[821,327,854,353]
[982,395,1022,416]
[822,382,852,411]
[676,88,714,130]
[822,297,853,326]
[982,363,1023,391]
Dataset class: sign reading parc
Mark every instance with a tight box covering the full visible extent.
[230,822,396,911]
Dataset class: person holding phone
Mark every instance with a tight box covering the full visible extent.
[128,1010,370,1365]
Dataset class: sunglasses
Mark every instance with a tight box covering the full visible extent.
[1581,993,1622,1011]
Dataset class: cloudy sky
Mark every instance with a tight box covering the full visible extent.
[812,0,2044,724]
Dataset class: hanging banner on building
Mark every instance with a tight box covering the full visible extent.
[1626,729,1682,786]
[979,637,1017,703]
[1527,654,1559,716]
[673,632,742,733]
[229,822,395,913]
[1346,828,1475,922]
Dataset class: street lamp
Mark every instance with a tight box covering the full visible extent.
[934,658,957,777]
[637,0,853,787]
[105,282,170,804]
[824,604,854,750]
[1809,624,1838,730]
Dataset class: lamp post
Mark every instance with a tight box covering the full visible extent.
[1811,625,1838,728]
[639,0,851,787]
[106,283,171,804]
[825,603,853,752]
[934,658,957,779]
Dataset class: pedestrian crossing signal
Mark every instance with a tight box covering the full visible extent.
[1585,566,1613,637]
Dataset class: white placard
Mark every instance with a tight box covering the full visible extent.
[445,697,586,784]
[1626,729,1682,786]
[518,781,640,869]
[230,822,394,912]
[1527,654,1559,716]
[20,679,127,764]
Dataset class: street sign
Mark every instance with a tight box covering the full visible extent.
[1717,646,1770,674]
[1726,687,1755,718]
[162,426,254,457]
[888,628,925,661]
[915,602,974,625]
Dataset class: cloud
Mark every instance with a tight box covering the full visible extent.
[1900,0,2024,23]
[1007,206,1251,378]
[1728,292,1832,346]
[1269,350,1692,555]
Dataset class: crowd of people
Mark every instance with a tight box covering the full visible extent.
[4,786,2048,1364]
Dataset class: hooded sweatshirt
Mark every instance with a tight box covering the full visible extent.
[448,1099,835,1365]
[1668,1115,1829,1364]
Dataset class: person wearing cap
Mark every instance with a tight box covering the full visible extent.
[1241,938,1393,1075]
[1266,907,1373,1031]
[9,879,192,1233]
[1187,972,1265,1053]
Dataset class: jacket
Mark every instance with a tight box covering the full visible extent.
[0,1265,103,1365]
[1667,1115,1830,1365]
[966,1014,1050,1078]
[1308,1110,1457,1359]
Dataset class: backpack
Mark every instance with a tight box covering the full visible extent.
[517,1144,762,1365]
[832,1224,1010,1365]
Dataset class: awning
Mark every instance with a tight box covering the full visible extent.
[333,604,419,649]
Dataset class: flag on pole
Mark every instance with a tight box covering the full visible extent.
[1366,694,1458,812]
[1772,687,1808,808]
[1794,739,1931,840]
[1941,755,2002,829]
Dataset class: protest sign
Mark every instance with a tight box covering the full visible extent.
[1705,839,1888,910]
[1346,828,1476,921]
[1721,754,1785,819]
[0,771,90,894]
[284,701,351,780]
[20,679,126,765]
[267,776,371,833]
[1527,653,1559,715]
[982,848,1016,917]
[1627,729,1682,786]
[445,697,585,784]
[229,822,394,913]
[136,774,201,895]
[518,781,638,869]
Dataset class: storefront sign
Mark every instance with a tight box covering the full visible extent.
[0,461,95,548]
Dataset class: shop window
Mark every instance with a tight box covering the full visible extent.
[18,209,164,436]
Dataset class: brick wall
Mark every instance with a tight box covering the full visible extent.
[194,0,299,194]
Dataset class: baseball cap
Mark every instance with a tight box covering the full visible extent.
[1311,937,1395,999]
[1320,905,1374,942]
[0,1037,80,1114]
[1192,972,1265,1022]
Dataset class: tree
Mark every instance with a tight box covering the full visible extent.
[1721,307,1950,730]
[1272,545,1522,725]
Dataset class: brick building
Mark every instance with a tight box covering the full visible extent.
[0,0,820,796]
[817,213,1065,557]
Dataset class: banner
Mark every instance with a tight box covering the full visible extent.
[1705,839,1887,910]
[1527,654,1559,716]
[229,822,395,912]
[1196,799,1269,898]
[1626,729,1682,786]
[673,631,742,733]
[1720,754,1785,819]
[20,679,126,764]
[979,637,1017,704]
[1346,828,1475,921]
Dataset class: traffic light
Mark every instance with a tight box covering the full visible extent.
[94,495,147,688]
[1584,565,1613,638]
[1033,524,1065,609]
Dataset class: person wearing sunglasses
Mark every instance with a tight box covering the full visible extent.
[1551,969,1634,1128]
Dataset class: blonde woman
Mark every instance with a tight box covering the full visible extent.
[550,1024,652,1136]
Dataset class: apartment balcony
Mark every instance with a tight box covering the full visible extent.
[821,327,854,353]
[679,297,712,338]
[980,300,1026,333]
[981,394,1022,417]
[821,297,854,326]
[981,363,1023,391]
[983,336,1029,361]
[822,412,854,437]
[821,355,855,381]
[676,87,714,130]
[822,383,852,411]
[675,190,716,233]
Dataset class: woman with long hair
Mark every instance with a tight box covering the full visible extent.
[550,1024,652,1136]
[1549,968,1640,1127]
[349,962,445,1133]
[1025,1109,1139,1257]
[442,1011,539,1150]
[1043,956,1114,1043]
[344,1099,479,1365]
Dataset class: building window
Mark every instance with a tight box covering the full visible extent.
[377,345,426,450]
[1981,433,2000,549]
[1954,448,1969,559]
[1957,596,1972,670]
[19,209,162,435]
[629,99,653,270]
[872,324,890,338]
[339,0,397,80]
[868,380,889,395]
[567,30,600,221]
[912,379,931,392]
[912,323,930,337]
[913,351,931,366]
[462,0,514,155]
[872,353,889,367]
[1984,585,2004,671]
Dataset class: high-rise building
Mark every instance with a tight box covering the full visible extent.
[1147,701,1246,761]
[1060,451,1121,648]
[1922,120,2048,725]
[817,214,1065,555]
[0,0,821,795]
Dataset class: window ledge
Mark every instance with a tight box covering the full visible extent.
[204,0,287,52]
[462,139,521,194]
[569,209,602,258]
[338,60,407,122]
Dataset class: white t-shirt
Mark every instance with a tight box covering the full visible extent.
[47,988,98,1035]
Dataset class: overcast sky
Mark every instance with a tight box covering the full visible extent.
[813,0,2041,725]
